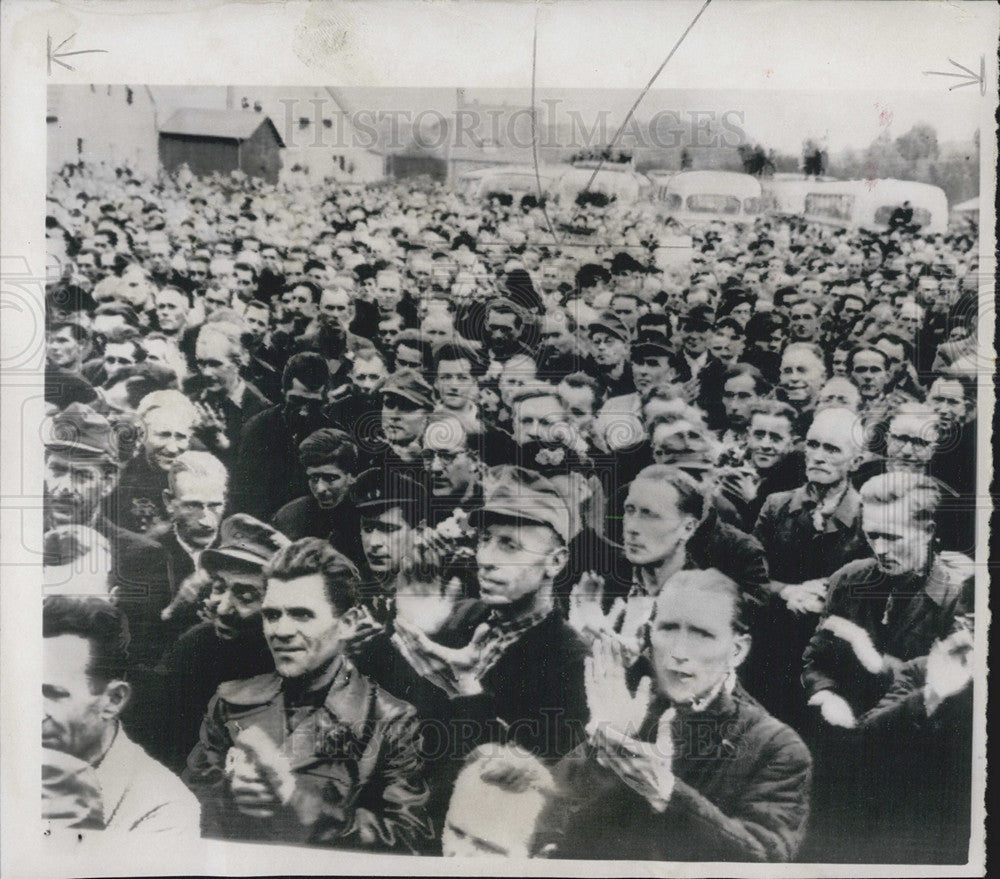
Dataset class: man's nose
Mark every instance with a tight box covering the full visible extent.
[216,590,233,617]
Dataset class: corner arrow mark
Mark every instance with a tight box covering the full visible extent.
[48,33,108,75]
[923,57,986,95]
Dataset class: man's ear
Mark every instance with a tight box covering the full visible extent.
[101,680,132,720]
[544,544,569,581]
[730,632,752,671]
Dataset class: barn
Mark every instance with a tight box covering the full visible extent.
[158,109,285,183]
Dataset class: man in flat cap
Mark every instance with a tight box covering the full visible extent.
[362,367,436,473]
[349,467,428,622]
[44,403,170,663]
[587,311,634,402]
[356,466,588,766]
[127,514,288,773]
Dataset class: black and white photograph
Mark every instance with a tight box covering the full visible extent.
[1,1,994,876]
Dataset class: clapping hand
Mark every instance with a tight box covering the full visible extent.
[394,537,463,636]
[585,637,675,810]
[568,571,626,646]
[193,401,229,450]
[781,579,827,615]
[807,690,857,729]
[393,617,491,697]
[820,615,885,674]
[924,627,973,714]
[226,727,295,819]
[339,605,385,658]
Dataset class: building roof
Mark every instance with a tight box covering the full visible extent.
[159,109,285,146]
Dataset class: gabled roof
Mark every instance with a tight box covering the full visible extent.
[159,109,285,146]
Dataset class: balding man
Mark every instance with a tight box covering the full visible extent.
[750,408,871,728]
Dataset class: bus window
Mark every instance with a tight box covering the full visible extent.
[662,192,682,210]
[686,194,741,214]
[874,205,933,228]
[805,193,854,221]
[743,197,761,214]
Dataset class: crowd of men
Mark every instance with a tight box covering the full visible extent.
[41,160,980,862]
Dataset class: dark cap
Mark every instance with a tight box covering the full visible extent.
[45,403,120,464]
[610,251,646,276]
[470,465,571,543]
[380,368,434,410]
[201,514,290,573]
[631,339,672,361]
[587,311,630,343]
[350,468,428,525]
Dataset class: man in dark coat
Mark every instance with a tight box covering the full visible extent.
[750,407,871,728]
[184,538,433,852]
[550,569,811,861]
[126,514,286,774]
[43,403,171,666]
[230,353,333,521]
[271,428,365,567]
[350,467,589,841]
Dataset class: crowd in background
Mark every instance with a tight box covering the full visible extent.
[41,161,980,862]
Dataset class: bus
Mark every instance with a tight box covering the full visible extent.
[648,171,763,226]
[552,161,653,205]
[800,178,949,235]
[456,165,560,201]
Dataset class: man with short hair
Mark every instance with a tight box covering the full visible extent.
[422,413,483,529]
[47,318,91,377]
[43,596,201,836]
[154,287,192,338]
[743,400,807,524]
[184,538,433,850]
[751,408,870,728]
[777,342,827,436]
[271,429,364,565]
[442,743,560,858]
[189,322,271,466]
[801,471,972,861]
[107,390,200,534]
[432,342,482,434]
[552,569,811,861]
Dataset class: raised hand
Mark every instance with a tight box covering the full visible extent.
[393,618,491,697]
[586,636,675,810]
[924,627,973,713]
[339,605,385,658]
[162,568,214,622]
[394,536,464,636]
[585,635,652,740]
[808,690,857,729]
[568,571,626,645]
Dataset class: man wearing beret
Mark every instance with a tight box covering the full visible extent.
[184,538,433,851]
[44,403,171,663]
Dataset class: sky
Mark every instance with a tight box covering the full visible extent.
[147,84,980,158]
